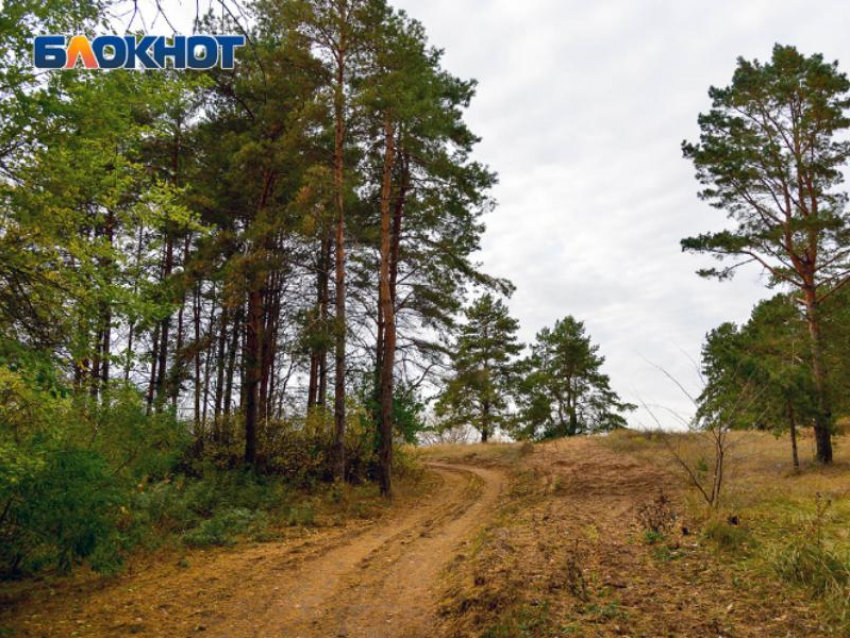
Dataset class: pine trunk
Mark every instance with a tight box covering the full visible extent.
[223,303,241,439]
[787,400,800,471]
[377,117,396,496]
[803,288,834,464]
[193,282,202,433]
[244,286,262,467]
[154,237,174,407]
[331,28,348,482]
[213,305,229,425]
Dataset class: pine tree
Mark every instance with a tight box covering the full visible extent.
[699,295,815,470]
[682,44,850,464]
[436,294,521,442]
[517,317,634,439]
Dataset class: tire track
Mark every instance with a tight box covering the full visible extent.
[206,463,505,638]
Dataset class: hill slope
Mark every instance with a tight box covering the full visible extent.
[4,433,847,637]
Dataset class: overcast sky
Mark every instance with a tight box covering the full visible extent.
[157,0,850,429]
[383,0,850,429]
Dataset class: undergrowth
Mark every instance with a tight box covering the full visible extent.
[0,359,410,580]
[604,429,850,632]
[768,495,850,627]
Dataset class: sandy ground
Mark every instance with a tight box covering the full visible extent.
[5,436,834,637]
[437,437,825,637]
[3,463,505,638]
[207,463,505,638]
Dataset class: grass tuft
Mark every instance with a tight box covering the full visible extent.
[701,517,754,553]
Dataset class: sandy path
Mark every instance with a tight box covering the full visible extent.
[2,462,504,637]
[207,463,504,638]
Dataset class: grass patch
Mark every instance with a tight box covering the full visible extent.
[771,533,850,595]
[480,602,556,638]
[608,429,850,630]
[183,508,269,548]
[581,601,628,622]
[701,517,754,554]
[416,441,523,467]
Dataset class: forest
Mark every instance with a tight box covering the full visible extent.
[0,0,640,578]
[3,1,850,636]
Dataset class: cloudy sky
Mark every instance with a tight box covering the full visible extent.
[384,0,850,429]
[156,0,849,429]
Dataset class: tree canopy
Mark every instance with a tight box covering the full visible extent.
[516,316,635,440]
[683,44,850,463]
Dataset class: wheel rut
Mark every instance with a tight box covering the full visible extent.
[207,462,505,638]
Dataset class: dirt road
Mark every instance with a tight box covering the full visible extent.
[5,439,831,637]
[5,462,504,638]
[208,463,504,638]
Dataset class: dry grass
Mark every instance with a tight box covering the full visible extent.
[601,428,850,535]
[602,428,850,630]
[436,433,842,637]
[413,441,526,467]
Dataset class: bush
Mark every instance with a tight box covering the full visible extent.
[260,405,377,484]
[1,443,126,575]
[135,468,292,535]
[0,364,186,578]
[701,517,754,553]
[283,503,315,527]
[183,508,269,547]
[636,490,677,536]
[0,359,393,579]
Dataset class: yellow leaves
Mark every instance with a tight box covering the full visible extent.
[0,367,44,432]
[0,366,72,444]
[135,180,208,235]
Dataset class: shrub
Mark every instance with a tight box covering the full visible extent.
[135,468,292,533]
[0,364,186,578]
[636,490,677,536]
[182,508,269,548]
[0,359,392,579]
[284,503,315,527]
[392,444,423,480]
[259,406,377,484]
[1,444,125,575]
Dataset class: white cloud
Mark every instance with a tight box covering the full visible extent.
[153,0,848,429]
[394,0,850,428]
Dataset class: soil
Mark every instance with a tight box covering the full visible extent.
[2,463,505,638]
[2,438,827,637]
[437,438,823,637]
